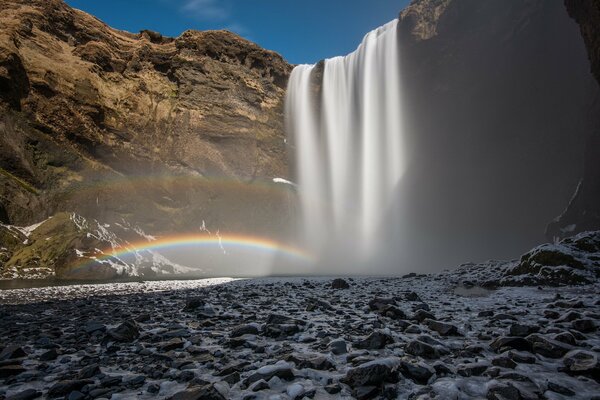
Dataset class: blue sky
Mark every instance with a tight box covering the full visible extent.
[64,0,410,64]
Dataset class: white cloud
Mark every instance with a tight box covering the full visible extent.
[181,0,229,21]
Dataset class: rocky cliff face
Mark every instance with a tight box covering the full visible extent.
[0,0,296,278]
[0,0,293,230]
[389,0,599,270]
[547,0,600,240]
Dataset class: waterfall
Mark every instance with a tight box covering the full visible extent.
[285,19,405,263]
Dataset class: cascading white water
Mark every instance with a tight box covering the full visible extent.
[285,19,405,262]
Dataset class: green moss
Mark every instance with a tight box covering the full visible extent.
[0,167,39,194]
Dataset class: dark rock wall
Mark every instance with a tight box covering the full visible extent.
[548,0,600,240]
[388,0,599,271]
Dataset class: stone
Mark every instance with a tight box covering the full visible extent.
[249,379,269,392]
[490,336,532,353]
[324,384,342,394]
[0,365,26,378]
[169,384,226,400]
[0,345,26,361]
[405,340,439,359]
[286,353,335,370]
[67,391,85,400]
[572,319,596,333]
[47,380,93,397]
[5,389,42,400]
[77,364,100,379]
[329,339,348,355]
[368,297,395,312]
[331,278,350,289]
[526,334,572,358]
[457,361,490,377]
[244,362,295,387]
[492,355,517,369]
[354,331,394,350]
[509,324,538,337]
[413,309,435,322]
[183,297,206,311]
[563,350,599,378]
[487,383,521,400]
[399,360,435,384]
[424,319,458,336]
[39,349,58,361]
[230,324,259,338]
[160,338,185,352]
[342,357,401,388]
[106,320,140,342]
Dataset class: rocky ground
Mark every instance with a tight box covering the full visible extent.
[0,271,599,400]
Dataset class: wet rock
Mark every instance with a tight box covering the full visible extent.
[329,339,348,355]
[399,359,435,384]
[547,381,576,396]
[486,382,523,400]
[286,353,335,370]
[39,348,58,361]
[572,319,596,333]
[0,345,26,361]
[331,278,350,289]
[230,324,259,338]
[106,320,139,342]
[457,361,490,377]
[324,384,342,394]
[67,391,84,400]
[424,319,459,336]
[527,334,572,358]
[405,340,439,359]
[183,297,206,311]
[354,331,394,350]
[379,305,407,320]
[492,355,517,369]
[222,372,240,384]
[342,357,400,388]
[264,314,306,338]
[509,324,538,337]
[249,379,269,392]
[368,297,395,312]
[47,380,93,397]
[353,386,379,400]
[77,364,100,379]
[490,336,532,353]
[563,350,600,380]
[84,322,106,334]
[412,309,435,322]
[406,292,422,302]
[0,365,26,378]
[160,338,185,352]
[5,389,42,400]
[244,362,295,386]
[169,384,226,400]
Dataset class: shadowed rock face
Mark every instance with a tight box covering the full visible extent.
[385,0,599,271]
[548,0,600,240]
[0,0,293,234]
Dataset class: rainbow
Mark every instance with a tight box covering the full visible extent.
[89,234,314,265]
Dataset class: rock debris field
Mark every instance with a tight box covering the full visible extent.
[0,275,599,400]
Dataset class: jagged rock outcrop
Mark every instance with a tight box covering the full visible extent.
[547,0,600,240]
[388,0,599,271]
[0,213,193,279]
[0,0,293,236]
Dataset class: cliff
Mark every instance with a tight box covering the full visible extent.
[389,0,599,270]
[0,0,293,231]
[547,0,600,240]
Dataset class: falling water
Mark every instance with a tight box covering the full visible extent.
[285,19,405,263]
